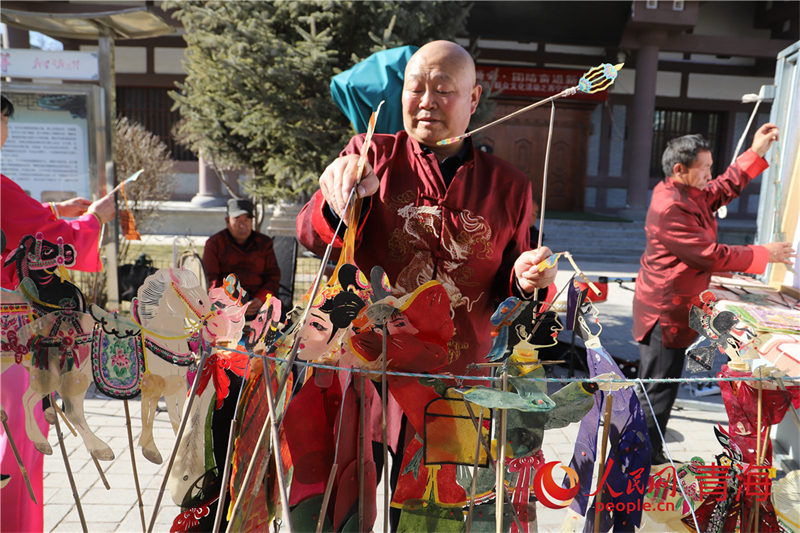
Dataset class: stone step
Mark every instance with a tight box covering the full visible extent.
[539,220,645,260]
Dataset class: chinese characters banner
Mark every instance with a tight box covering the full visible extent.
[476,65,607,102]
[1,49,98,81]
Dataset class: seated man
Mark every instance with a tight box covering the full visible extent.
[203,198,281,319]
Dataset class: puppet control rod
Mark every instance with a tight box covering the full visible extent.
[437,63,623,146]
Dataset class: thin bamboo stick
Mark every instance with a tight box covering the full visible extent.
[52,393,88,532]
[594,396,614,533]
[148,347,211,533]
[465,408,485,533]
[123,400,146,532]
[462,400,524,533]
[0,410,36,503]
[212,353,253,533]
[381,323,390,533]
[496,371,508,533]
[358,374,366,533]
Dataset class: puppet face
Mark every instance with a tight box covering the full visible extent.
[401,41,481,155]
[297,310,335,360]
[386,311,420,337]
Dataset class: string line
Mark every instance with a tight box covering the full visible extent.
[217,345,800,384]
[636,379,701,532]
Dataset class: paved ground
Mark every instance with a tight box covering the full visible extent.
[42,397,181,532]
[31,257,775,532]
[41,395,730,532]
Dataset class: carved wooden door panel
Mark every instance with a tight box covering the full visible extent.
[476,101,593,212]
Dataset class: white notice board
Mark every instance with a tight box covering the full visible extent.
[0,84,105,203]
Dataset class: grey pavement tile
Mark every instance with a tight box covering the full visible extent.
[72,523,126,533]
[101,473,145,491]
[44,482,90,505]
[58,456,93,477]
[101,458,138,476]
[45,487,71,505]
[77,487,136,505]
[76,504,134,525]
[93,427,130,441]
[52,516,88,532]
[116,509,150,533]
[139,488,181,516]
[43,471,69,488]
[544,431,576,447]
[42,503,72,531]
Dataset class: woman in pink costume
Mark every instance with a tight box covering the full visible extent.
[1,94,115,532]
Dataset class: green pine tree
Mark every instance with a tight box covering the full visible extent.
[167,0,470,204]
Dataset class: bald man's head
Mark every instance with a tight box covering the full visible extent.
[402,41,481,157]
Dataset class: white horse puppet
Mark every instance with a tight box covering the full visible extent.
[134,268,228,464]
[166,279,252,510]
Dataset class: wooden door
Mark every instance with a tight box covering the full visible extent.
[475,101,594,211]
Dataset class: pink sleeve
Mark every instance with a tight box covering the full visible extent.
[1,175,102,273]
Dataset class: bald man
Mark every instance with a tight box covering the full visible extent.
[295,40,555,526]
[299,40,554,365]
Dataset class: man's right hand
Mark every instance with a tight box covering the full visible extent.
[319,154,380,218]
[763,241,796,264]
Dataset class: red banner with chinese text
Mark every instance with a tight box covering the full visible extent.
[476,65,608,101]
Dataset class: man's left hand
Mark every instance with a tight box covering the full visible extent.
[513,246,557,295]
[751,123,779,157]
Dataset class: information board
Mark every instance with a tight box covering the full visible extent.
[1,84,104,203]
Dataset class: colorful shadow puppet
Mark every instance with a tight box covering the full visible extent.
[379,296,598,532]
[168,277,250,531]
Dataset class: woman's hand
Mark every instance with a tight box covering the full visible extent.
[87,194,116,224]
[55,197,92,218]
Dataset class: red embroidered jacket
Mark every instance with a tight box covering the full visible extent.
[632,149,770,348]
[297,131,535,375]
[202,229,281,303]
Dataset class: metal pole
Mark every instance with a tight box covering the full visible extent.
[148,347,211,533]
[97,33,120,310]
[496,371,508,533]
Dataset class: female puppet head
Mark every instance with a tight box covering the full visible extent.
[295,264,371,361]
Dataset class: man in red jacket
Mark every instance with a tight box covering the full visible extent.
[297,41,556,376]
[295,40,557,529]
[202,198,281,319]
[632,123,794,464]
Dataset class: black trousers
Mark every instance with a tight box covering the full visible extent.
[372,413,407,532]
[636,322,686,454]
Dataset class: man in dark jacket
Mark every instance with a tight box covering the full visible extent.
[203,198,281,318]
